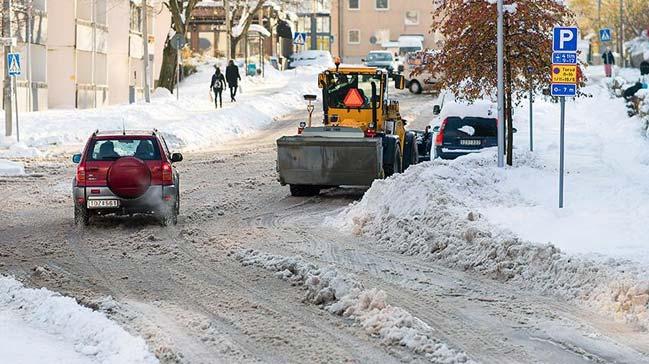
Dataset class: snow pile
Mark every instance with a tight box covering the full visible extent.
[331,80,649,329]
[331,153,649,329]
[0,59,321,157]
[236,249,473,363]
[0,159,25,176]
[0,276,158,364]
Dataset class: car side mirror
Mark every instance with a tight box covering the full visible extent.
[512,128,518,134]
[171,153,183,163]
[394,75,405,90]
[72,153,82,163]
[433,105,441,115]
[361,59,365,62]
[433,126,441,133]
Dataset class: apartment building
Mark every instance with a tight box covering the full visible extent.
[1,0,170,111]
[330,0,441,62]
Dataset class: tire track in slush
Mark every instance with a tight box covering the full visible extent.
[237,198,649,363]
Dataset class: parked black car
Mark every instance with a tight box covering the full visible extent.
[433,116,498,160]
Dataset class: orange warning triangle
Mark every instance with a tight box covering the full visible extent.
[343,88,365,108]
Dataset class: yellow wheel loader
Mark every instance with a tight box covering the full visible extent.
[276,62,421,197]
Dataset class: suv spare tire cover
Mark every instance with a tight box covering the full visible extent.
[107,157,151,199]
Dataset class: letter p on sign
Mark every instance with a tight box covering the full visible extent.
[553,27,578,52]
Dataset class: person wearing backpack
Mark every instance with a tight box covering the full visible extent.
[226,60,241,102]
[210,66,227,108]
[602,48,615,78]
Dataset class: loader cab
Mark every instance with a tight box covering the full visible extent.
[319,67,390,129]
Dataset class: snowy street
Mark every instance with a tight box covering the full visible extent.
[1,69,649,362]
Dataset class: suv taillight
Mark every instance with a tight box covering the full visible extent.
[435,118,448,146]
[76,164,86,186]
[162,162,173,185]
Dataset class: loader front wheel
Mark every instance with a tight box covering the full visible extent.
[290,185,320,197]
[384,145,402,177]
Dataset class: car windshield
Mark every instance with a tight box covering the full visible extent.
[88,138,161,161]
[326,73,382,109]
[444,117,497,138]
[367,53,393,62]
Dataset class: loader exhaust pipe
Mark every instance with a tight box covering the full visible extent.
[370,81,378,130]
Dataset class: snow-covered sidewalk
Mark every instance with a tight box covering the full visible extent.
[330,76,649,329]
[0,276,157,363]
[0,59,324,159]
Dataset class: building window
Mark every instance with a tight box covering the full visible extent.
[405,10,419,25]
[348,0,360,10]
[348,29,360,44]
[375,0,388,10]
[130,3,142,33]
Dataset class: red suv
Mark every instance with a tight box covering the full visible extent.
[72,130,182,226]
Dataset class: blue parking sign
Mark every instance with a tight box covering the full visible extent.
[7,52,21,77]
[553,27,578,52]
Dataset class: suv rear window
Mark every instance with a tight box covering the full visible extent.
[88,138,161,161]
[444,117,497,138]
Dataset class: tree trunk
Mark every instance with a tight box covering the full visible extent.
[158,38,178,92]
[231,37,240,59]
[505,59,514,166]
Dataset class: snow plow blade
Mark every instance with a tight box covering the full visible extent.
[277,136,383,187]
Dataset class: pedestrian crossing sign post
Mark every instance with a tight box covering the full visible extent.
[599,28,612,42]
[293,32,306,45]
[7,53,21,77]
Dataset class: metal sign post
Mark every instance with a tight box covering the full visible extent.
[554,92,569,208]
[496,0,505,168]
[529,89,533,151]
[551,26,578,208]
[527,66,534,152]
[8,52,21,142]
[13,77,19,142]
[170,34,186,101]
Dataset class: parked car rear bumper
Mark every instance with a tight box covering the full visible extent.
[435,147,482,160]
[73,184,178,214]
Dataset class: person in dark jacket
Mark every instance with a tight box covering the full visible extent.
[602,48,615,78]
[225,60,241,102]
[210,66,226,108]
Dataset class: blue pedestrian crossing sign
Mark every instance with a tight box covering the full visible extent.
[293,32,307,45]
[7,52,21,77]
[599,28,612,42]
[553,27,578,52]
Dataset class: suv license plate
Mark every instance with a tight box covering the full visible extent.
[87,199,120,209]
[460,140,481,146]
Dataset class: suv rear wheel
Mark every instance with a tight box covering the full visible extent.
[74,205,90,226]
[160,196,179,226]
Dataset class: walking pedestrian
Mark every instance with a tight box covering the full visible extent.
[226,60,241,102]
[210,66,226,108]
[602,48,615,78]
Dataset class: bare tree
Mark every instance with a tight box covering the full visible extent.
[158,0,200,92]
[226,0,268,59]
